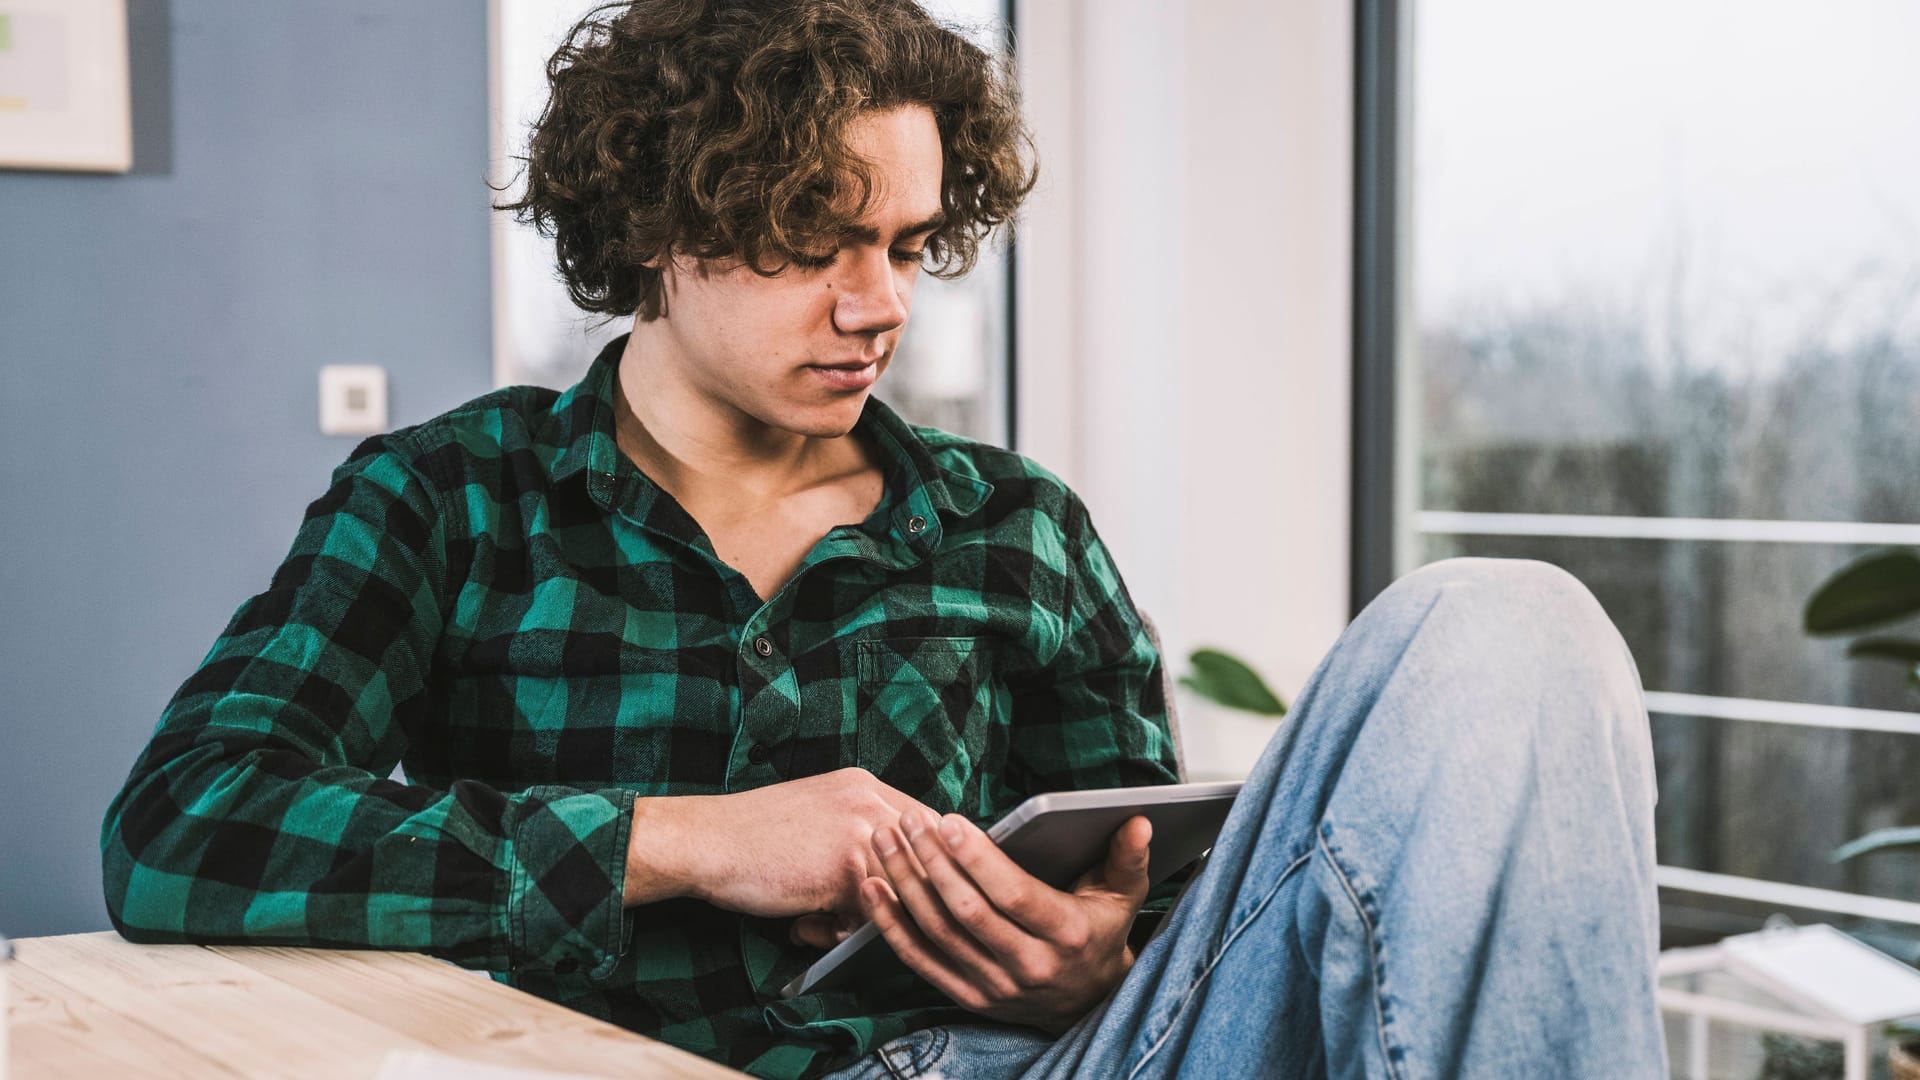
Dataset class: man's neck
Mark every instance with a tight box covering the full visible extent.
[612,329,852,511]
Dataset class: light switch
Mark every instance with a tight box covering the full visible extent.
[319,365,388,436]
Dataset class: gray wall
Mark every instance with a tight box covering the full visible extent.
[0,1,493,937]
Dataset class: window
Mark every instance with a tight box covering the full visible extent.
[488,0,1017,448]
[1364,0,1920,951]
[871,0,1015,446]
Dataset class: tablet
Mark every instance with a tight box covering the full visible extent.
[779,780,1244,999]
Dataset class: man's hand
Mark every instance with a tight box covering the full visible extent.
[861,807,1152,1034]
[623,768,928,939]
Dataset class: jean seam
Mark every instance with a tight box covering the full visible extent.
[919,1026,951,1076]
[1316,828,1405,1080]
[1126,849,1315,1080]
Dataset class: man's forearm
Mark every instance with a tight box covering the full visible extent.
[621,768,934,920]
[623,795,702,907]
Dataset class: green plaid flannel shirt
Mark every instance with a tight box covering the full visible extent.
[101,335,1181,1079]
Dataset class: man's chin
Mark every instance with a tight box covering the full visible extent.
[776,394,869,440]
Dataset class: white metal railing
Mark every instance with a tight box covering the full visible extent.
[1656,866,1920,928]
[1644,702,1920,928]
[1416,511,1920,546]
[1414,512,1920,931]
[1646,692,1920,736]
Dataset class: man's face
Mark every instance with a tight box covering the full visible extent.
[648,105,946,439]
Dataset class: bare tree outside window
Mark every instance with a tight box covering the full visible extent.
[1404,0,1920,951]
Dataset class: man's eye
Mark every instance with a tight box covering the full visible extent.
[889,248,927,266]
[792,251,838,269]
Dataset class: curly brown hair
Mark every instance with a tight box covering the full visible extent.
[498,0,1037,319]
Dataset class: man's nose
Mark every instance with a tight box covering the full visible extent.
[832,248,909,336]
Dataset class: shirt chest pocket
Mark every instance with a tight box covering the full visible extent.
[853,636,1000,816]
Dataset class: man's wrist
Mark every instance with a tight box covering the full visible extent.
[624,795,702,907]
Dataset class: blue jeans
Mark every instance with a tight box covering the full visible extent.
[820,558,1666,1079]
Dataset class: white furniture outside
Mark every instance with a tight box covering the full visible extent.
[1658,923,1920,1080]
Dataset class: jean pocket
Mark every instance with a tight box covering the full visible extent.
[854,636,996,814]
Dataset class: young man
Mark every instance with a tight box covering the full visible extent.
[103,2,1668,1077]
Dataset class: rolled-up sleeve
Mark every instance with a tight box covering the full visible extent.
[101,435,634,977]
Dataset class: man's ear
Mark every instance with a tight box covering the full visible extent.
[639,247,683,322]
[638,259,669,322]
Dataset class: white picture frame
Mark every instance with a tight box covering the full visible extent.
[0,0,132,173]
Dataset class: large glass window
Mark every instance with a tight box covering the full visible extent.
[869,0,1013,444]
[1396,0,1920,950]
[490,0,1015,446]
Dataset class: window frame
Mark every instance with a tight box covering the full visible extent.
[1350,0,1403,616]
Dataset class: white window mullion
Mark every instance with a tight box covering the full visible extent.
[1647,692,1920,737]
[1417,511,1920,547]
[1657,866,1920,928]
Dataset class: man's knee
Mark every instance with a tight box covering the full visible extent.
[1363,559,1652,780]
[1370,557,1639,697]
[1380,557,1607,633]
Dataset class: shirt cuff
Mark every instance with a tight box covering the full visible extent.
[502,786,636,980]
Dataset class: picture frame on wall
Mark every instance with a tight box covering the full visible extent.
[0,0,132,173]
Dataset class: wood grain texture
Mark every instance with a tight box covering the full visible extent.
[6,934,747,1080]
[9,960,243,1079]
[206,944,736,1078]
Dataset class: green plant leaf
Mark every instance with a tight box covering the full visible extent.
[1804,550,1920,635]
[1832,826,1920,863]
[1841,641,1920,700]
[1847,637,1920,662]
[1179,649,1287,716]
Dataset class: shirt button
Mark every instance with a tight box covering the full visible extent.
[753,635,774,657]
[747,744,770,764]
[906,515,927,534]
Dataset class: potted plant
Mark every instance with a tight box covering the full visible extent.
[1808,547,1920,863]
[1176,649,1288,780]
[1756,1031,1844,1080]
[1804,548,1920,1076]
[1892,1022,1920,1080]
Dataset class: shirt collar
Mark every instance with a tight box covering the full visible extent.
[546,334,993,554]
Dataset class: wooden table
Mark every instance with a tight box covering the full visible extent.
[5,933,747,1078]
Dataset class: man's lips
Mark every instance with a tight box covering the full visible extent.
[806,360,881,390]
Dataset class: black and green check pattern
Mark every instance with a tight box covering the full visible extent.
[101,335,1180,1079]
